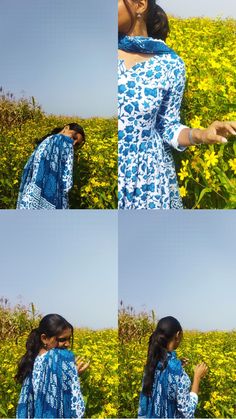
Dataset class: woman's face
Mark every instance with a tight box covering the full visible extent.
[72,132,84,148]
[174,330,183,349]
[41,327,72,350]
[118,0,135,34]
[62,127,84,147]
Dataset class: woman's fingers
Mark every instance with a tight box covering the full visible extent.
[211,121,236,136]
[220,122,236,136]
[206,133,227,144]
[77,360,90,374]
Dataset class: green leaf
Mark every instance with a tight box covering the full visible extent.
[193,187,212,209]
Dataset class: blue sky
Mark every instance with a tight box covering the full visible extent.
[0,211,117,329]
[159,0,236,18]
[0,0,117,118]
[1,1,235,117]
[119,211,236,331]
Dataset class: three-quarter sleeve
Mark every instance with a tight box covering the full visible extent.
[67,359,85,418]
[156,55,188,151]
[60,138,74,208]
[59,350,85,418]
[176,370,198,418]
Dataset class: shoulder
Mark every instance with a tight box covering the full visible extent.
[50,134,73,145]
[151,50,185,81]
[46,348,75,363]
[167,352,183,375]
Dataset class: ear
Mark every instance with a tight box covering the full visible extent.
[40,333,48,344]
[135,0,148,14]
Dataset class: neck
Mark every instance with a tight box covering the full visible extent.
[127,21,148,37]
[167,342,176,352]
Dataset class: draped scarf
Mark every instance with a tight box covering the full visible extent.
[138,351,183,418]
[17,134,74,209]
[17,348,85,418]
[118,33,177,57]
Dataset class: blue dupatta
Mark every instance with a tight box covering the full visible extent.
[17,134,74,209]
[138,351,183,418]
[118,34,177,57]
[17,348,85,418]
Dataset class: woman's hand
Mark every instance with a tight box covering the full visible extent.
[76,356,90,374]
[194,362,208,380]
[193,121,236,145]
[191,362,208,394]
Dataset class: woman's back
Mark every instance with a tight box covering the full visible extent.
[17,348,85,418]
[17,134,74,209]
[138,352,198,418]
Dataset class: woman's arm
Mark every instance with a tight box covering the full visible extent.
[178,122,236,147]
[191,362,208,394]
[70,364,86,418]
[176,371,199,418]
[156,56,188,151]
[176,363,208,418]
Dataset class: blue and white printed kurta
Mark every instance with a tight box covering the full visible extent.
[138,352,198,418]
[17,348,85,418]
[17,134,74,209]
[118,42,187,209]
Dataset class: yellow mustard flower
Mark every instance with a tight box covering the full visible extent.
[229,158,236,175]
[204,150,219,167]
[179,186,187,197]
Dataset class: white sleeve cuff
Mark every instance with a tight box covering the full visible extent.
[190,392,199,403]
[170,124,189,151]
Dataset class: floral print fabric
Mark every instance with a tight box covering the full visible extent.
[16,348,85,418]
[138,351,198,418]
[118,37,187,209]
[17,134,74,209]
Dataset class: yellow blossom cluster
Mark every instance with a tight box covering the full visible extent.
[166,17,236,208]
[0,115,117,209]
[0,329,118,418]
[119,330,236,418]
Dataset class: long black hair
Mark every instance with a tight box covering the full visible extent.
[122,0,170,41]
[35,123,86,145]
[142,316,182,396]
[15,314,74,384]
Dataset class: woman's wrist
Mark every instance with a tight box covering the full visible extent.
[189,128,204,145]
[191,376,200,394]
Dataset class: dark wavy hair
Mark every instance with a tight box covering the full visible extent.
[122,0,170,41]
[35,123,85,145]
[142,316,182,396]
[15,314,74,384]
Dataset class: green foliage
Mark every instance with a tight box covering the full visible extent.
[0,298,40,341]
[119,301,156,343]
[0,301,118,418]
[166,18,236,208]
[0,91,117,209]
[0,87,43,131]
[118,306,236,418]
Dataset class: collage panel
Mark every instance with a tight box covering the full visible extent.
[0,0,117,210]
[118,210,236,418]
[0,211,118,417]
[0,0,236,419]
[118,0,236,209]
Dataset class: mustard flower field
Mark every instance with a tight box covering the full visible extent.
[0,300,118,418]
[0,92,117,209]
[167,17,236,208]
[119,330,236,418]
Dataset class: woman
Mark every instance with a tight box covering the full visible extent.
[138,316,207,418]
[16,314,89,418]
[118,0,236,209]
[17,123,85,209]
